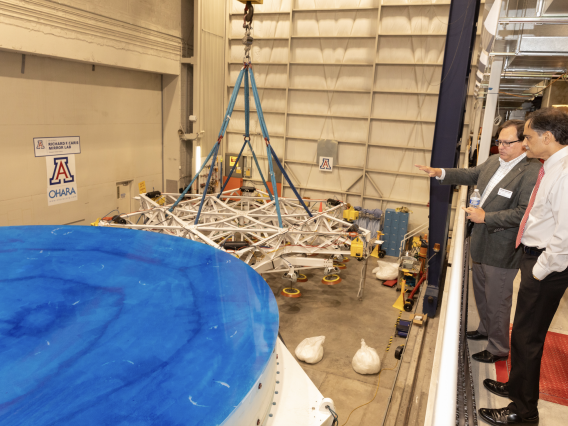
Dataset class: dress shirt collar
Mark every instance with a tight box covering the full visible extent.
[498,152,526,168]
[543,146,568,172]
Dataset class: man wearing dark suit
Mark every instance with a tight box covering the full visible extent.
[416,120,541,363]
[479,108,568,425]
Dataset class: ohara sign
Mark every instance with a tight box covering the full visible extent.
[46,155,78,206]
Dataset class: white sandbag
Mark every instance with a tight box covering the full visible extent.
[295,336,325,364]
[352,339,381,375]
[375,260,399,281]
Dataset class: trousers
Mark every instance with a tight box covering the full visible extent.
[472,262,517,356]
[508,252,568,418]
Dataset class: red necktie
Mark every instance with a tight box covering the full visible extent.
[516,166,545,248]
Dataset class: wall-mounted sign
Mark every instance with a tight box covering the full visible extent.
[46,155,78,206]
[139,181,147,194]
[319,156,333,172]
[34,136,81,157]
[230,156,238,166]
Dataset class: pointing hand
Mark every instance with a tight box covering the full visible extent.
[415,164,442,178]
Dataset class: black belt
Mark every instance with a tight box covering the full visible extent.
[523,245,544,256]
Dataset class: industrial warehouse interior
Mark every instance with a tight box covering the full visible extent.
[2,0,568,425]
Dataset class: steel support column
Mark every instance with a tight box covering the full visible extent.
[424,0,481,317]
[471,103,483,162]
[478,58,504,165]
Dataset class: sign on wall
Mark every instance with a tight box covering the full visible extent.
[46,155,78,206]
[34,136,81,157]
[319,156,333,172]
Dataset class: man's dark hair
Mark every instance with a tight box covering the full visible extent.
[527,107,568,145]
[497,119,525,141]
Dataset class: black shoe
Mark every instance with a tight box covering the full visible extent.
[479,407,539,425]
[483,379,509,397]
[466,330,488,340]
[472,350,508,363]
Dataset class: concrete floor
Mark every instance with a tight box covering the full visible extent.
[468,270,568,425]
[263,256,408,426]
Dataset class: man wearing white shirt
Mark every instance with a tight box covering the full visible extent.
[416,121,541,363]
[480,108,568,425]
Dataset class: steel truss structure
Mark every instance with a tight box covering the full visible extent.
[99,189,371,278]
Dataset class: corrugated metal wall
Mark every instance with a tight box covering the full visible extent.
[225,0,481,228]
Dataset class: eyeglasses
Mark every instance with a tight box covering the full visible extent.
[494,140,522,147]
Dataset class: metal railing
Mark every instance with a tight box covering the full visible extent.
[398,221,429,260]
[424,183,469,426]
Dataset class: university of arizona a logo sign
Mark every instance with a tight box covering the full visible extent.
[320,158,331,170]
[37,140,45,149]
[50,157,75,185]
[45,154,78,206]
[319,156,333,172]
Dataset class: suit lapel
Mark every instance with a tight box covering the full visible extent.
[483,158,528,208]
[478,155,501,194]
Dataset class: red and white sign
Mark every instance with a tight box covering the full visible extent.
[46,155,78,206]
[318,156,333,173]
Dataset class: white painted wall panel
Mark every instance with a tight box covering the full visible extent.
[285,139,318,163]
[291,39,376,63]
[295,0,380,9]
[288,91,370,117]
[380,6,449,34]
[0,51,161,226]
[372,93,438,121]
[338,144,367,167]
[375,65,441,93]
[376,36,445,64]
[287,116,368,142]
[293,11,378,36]
[290,65,373,90]
[369,121,435,148]
[392,176,430,202]
[367,146,430,174]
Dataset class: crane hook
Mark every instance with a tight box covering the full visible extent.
[243,1,254,29]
